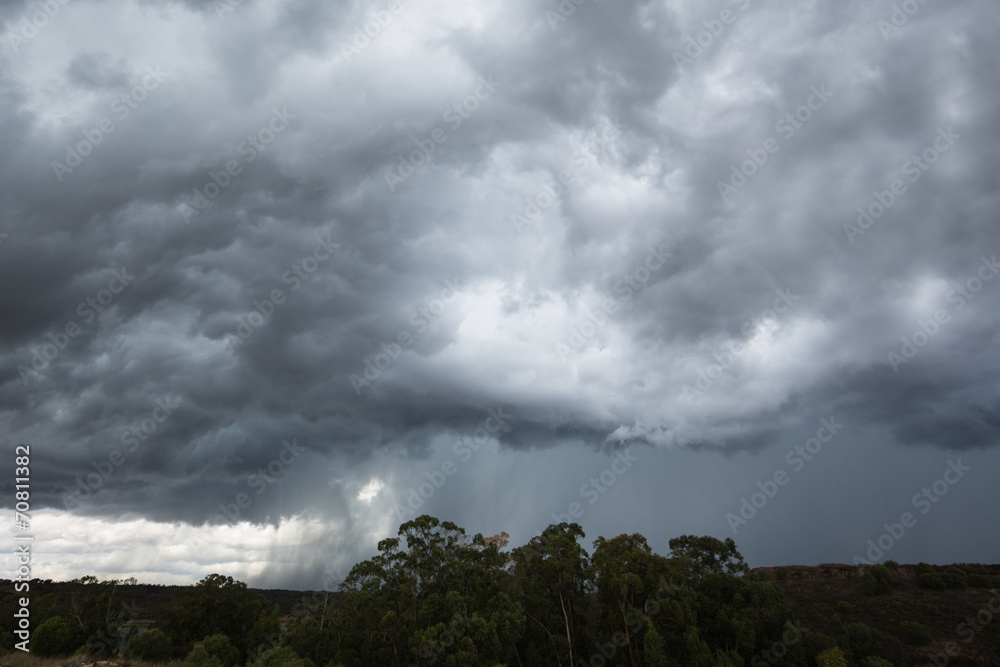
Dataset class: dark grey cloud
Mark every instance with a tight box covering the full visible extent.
[1,0,999,587]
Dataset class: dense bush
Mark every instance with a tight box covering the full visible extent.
[918,573,947,590]
[184,644,222,667]
[197,634,240,667]
[943,566,967,590]
[816,646,848,667]
[253,646,315,667]
[860,657,894,667]
[897,620,932,646]
[776,566,790,580]
[801,632,837,663]
[915,562,933,576]
[968,573,997,588]
[860,565,893,596]
[32,616,70,656]
[125,629,173,662]
[834,601,855,614]
[883,560,899,570]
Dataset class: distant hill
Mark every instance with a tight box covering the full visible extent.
[755,563,1000,666]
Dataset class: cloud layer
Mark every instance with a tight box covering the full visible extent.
[2,0,999,586]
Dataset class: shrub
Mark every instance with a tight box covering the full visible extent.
[968,573,996,588]
[125,629,173,662]
[185,645,222,667]
[828,613,846,637]
[834,601,855,614]
[816,647,848,667]
[32,616,70,656]
[884,560,900,570]
[802,632,837,662]
[943,566,967,590]
[197,634,240,667]
[776,566,790,581]
[918,573,946,590]
[964,564,989,575]
[845,622,879,656]
[926,603,940,615]
[861,565,893,595]
[898,621,932,646]
[254,647,316,667]
[915,562,933,576]
[860,657,894,667]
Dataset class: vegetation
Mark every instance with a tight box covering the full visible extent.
[2,523,999,666]
[124,628,172,662]
[897,620,932,646]
[859,565,893,596]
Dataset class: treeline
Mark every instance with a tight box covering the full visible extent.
[2,516,964,666]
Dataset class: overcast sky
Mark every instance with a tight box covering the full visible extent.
[2,0,999,590]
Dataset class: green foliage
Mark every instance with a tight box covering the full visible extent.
[828,613,846,638]
[918,573,947,590]
[816,646,848,667]
[883,560,899,570]
[32,616,70,656]
[897,620,932,646]
[834,601,855,614]
[943,566,967,590]
[125,629,173,662]
[914,562,933,576]
[163,573,267,657]
[668,535,749,577]
[191,634,240,667]
[860,565,893,595]
[776,566,790,581]
[643,622,671,667]
[253,646,315,667]
[801,632,837,662]
[968,573,997,588]
[860,657,894,667]
[184,644,222,667]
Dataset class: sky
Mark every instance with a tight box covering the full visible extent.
[1,0,999,591]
